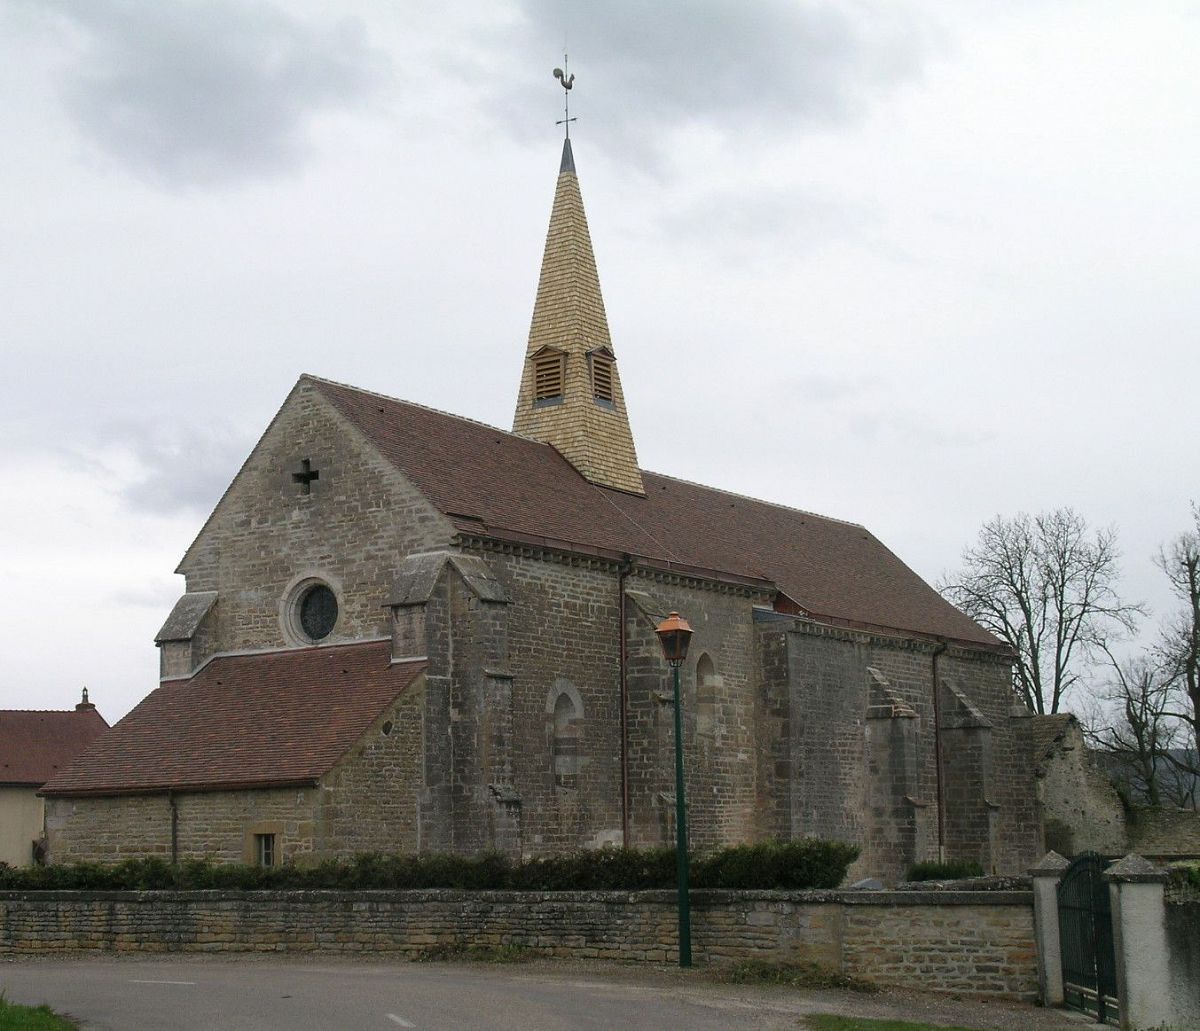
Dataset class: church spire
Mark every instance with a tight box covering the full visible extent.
[513,135,645,495]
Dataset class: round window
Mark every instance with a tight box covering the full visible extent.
[298,583,338,641]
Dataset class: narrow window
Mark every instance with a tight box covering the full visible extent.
[696,653,717,739]
[552,691,581,785]
[589,350,614,404]
[533,350,565,403]
[255,833,276,868]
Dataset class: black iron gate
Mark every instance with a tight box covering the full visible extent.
[1058,852,1119,1023]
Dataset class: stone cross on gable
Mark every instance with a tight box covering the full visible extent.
[292,458,319,495]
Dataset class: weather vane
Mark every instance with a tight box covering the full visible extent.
[553,54,576,139]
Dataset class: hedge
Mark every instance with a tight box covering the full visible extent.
[905,860,985,882]
[0,840,858,893]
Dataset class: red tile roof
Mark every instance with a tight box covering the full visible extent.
[41,642,425,797]
[0,707,108,787]
[312,377,1000,648]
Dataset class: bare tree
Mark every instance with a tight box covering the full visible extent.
[940,509,1142,714]
[1090,656,1179,807]
[1156,504,1200,758]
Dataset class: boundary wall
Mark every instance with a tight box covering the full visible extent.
[0,888,1035,999]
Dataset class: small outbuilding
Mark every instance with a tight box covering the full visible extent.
[0,691,107,865]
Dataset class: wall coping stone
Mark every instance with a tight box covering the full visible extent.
[0,888,1033,907]
[1030,851,1070,877]
[1104,853,1169,884]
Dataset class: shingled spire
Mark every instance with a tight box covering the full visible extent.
[513,138,645,495]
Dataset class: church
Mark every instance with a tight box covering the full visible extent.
[43,136,1041,883]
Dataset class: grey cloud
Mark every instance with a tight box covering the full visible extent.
[658,190,877,252]
[96,420,251,515]
[481,0,933,166]
[781,373,883,403]
[846,411,994,449]
[51,0,387,187]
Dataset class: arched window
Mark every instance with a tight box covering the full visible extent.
[551,689,582,784]
[695,653,717,738]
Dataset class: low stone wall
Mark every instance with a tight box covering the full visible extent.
[0,888,1036,999]
[1128,806,1200,857]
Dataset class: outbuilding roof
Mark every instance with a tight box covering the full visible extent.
[0,706,109,787]
[41,641,425,797]
[311,376,1000,648]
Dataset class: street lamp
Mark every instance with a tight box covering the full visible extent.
[655,610,694,968]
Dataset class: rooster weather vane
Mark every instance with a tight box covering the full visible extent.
[553,57,576,138]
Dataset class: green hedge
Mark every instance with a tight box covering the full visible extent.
[0,840,857,893]
[905,860,985,882]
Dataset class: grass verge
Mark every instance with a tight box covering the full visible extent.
[722,959,876,992]
[0,995,77,1030]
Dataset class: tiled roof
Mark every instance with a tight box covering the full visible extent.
[312,377,1001,647]
[0,707,108,787]
[41,642,425,796]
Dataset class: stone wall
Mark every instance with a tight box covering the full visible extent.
[485,549,626,856]
[45,788,319,865]
[175,378,454,663]
[0,888,1036,999]
[1127,807,1200,857]
[1033,718,1127,857]
[622,578,765,853]
[758,615,1039,883]
[1166,899,1200,1028]
[318,685,427,856]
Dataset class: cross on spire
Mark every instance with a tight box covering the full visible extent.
[553,55,576,139]
[292,458,319,495]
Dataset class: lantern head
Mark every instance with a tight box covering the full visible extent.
[655,611,693,668]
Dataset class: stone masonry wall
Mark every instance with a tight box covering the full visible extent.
[317,682,427,856]
[622,577,765,852]
[1166,899,1200,1026]
[940,650,1042,876]
[475,549,625,856]
[0,888,1036,999]
[176,378,454,659]
[1127,807,1200,857]
[1036,718,1127,856]
[768,617,1039,883]
[45,788,318,865]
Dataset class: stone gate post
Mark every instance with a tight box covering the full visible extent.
[1030,851,1069,1006]
[1105,854,1171,1031]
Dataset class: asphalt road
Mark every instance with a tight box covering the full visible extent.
[1,956,1088,1031]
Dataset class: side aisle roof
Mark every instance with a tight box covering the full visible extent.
[42,642,425,796]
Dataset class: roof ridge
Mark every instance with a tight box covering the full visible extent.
[638,470,866,530]
[307,374,867,530]
[304,374,549,447]
[0,708,98,716]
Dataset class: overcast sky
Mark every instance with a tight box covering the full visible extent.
[2,1,1197,721]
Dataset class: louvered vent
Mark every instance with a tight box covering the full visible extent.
[534,351,565,402]
[590,352,614,403]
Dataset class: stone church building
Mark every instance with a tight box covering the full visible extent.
[43,139,1040,882]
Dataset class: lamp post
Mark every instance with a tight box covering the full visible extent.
[655,610,694,968]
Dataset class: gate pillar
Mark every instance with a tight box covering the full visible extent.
[1030,851,1069,1005]
[1105,855,1170,1031]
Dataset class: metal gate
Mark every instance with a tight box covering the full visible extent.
[1058,852,1119,1023]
